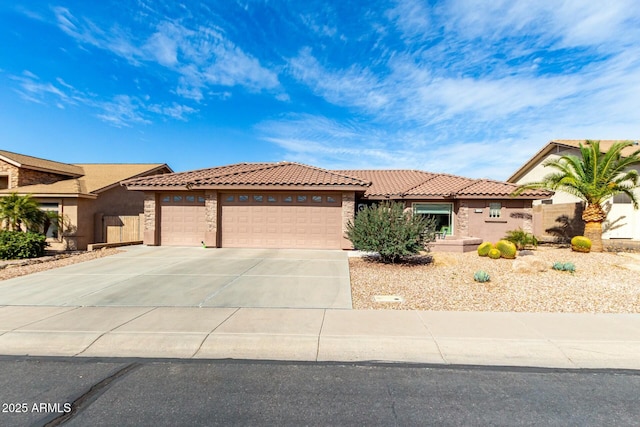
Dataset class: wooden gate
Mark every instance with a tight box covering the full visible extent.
[103,215,141,243]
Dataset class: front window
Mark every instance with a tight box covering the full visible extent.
[489,202,502,218]
[39,202,60,239]
[413,203,453,236]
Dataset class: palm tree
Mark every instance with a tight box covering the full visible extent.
[0,193,47,232]
[514,140,640,252]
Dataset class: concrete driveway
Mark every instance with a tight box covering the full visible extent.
[0,246,352,309]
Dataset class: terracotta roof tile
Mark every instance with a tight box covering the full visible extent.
[332,170,435,197]
[0,150,84,176]
[125,162,370,188]
[457,179,551,198]
[403,174,475,197]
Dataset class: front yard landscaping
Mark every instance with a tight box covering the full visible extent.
[350,246,640,313]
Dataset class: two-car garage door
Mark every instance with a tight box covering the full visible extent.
[222,192,342,249]
[159,192,343,249]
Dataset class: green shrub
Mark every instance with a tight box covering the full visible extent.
[552,262,565,271]
[571,236,591,253]
[0,231,47,260]
[503,228,538,250]
[488,248,502,259]
[477,242,493,257]
[495,240,517,259]
[473,270,490,282]
[345,201,437,263]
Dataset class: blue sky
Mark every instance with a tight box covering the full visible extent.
[1,1,639,180]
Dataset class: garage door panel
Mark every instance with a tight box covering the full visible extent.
[221,192,342,249]
[160,193,206,246]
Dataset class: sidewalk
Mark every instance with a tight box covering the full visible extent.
[1,306,639,369]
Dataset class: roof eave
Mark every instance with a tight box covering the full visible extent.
[191,184,369,191]
[0,191,97,199]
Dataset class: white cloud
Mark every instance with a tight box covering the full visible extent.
[51,8,283,100]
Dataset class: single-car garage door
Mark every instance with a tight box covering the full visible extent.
[160,193,206,246]
[221,192,342,249]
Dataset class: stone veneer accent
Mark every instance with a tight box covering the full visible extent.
[204,190,218,247]
[341,192,355,249]
[0,162,19,189]
[457,201,469,236]
[521,205,533,233]
[143,192,158,245]
[18,169,71,186]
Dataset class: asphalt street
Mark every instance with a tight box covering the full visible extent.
[1,357,639,426]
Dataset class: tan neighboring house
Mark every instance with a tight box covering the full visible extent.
[123,161,548,251]
[507,139,640,242]
[0,150,172,250]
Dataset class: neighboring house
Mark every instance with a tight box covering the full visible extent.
[123,161,548,250]
[0,150,172,250]
[507,139,640,242]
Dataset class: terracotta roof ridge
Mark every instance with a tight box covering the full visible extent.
[191,162,283,183]
[278,162,370,185]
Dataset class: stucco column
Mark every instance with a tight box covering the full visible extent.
[204,190,218,247]
[457,201,469,237]
[143,192,159,246]
[341,192,355,250]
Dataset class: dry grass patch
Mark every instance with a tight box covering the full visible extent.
[349,247,640,313]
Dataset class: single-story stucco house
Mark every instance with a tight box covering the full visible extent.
[507,139,640,243]
[0,150,172,250]
[123,161,549,251]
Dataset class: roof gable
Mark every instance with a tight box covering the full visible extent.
[0,150,84,177]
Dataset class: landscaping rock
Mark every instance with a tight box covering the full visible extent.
[512,257,549,274]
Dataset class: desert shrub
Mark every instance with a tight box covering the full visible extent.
[473,270,490,282]
[503,228,538,250]
[495,240,517,259]
[477,242,493,257]
[0,231,47,259]
[571,236,591,253]
[345,201,437,263]
[488,248,502,259]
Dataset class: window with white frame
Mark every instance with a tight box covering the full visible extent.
[489,202,502,218]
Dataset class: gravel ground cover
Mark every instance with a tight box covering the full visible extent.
[0,248,122,281]
[350,246,640,313]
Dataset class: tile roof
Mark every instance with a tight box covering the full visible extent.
[332,170,435,197]
[124,162,371,189]
[125,162,549,199]
[333,169,549,199]
[0,150,84,176]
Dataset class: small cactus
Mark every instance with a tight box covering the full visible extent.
[488,248,502,259]
[563,262,576,273]
[474,270,491,283]
[495,240,517,259]
[477,242,493,257]
[571,236,591,253]
[552,261,576,273]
